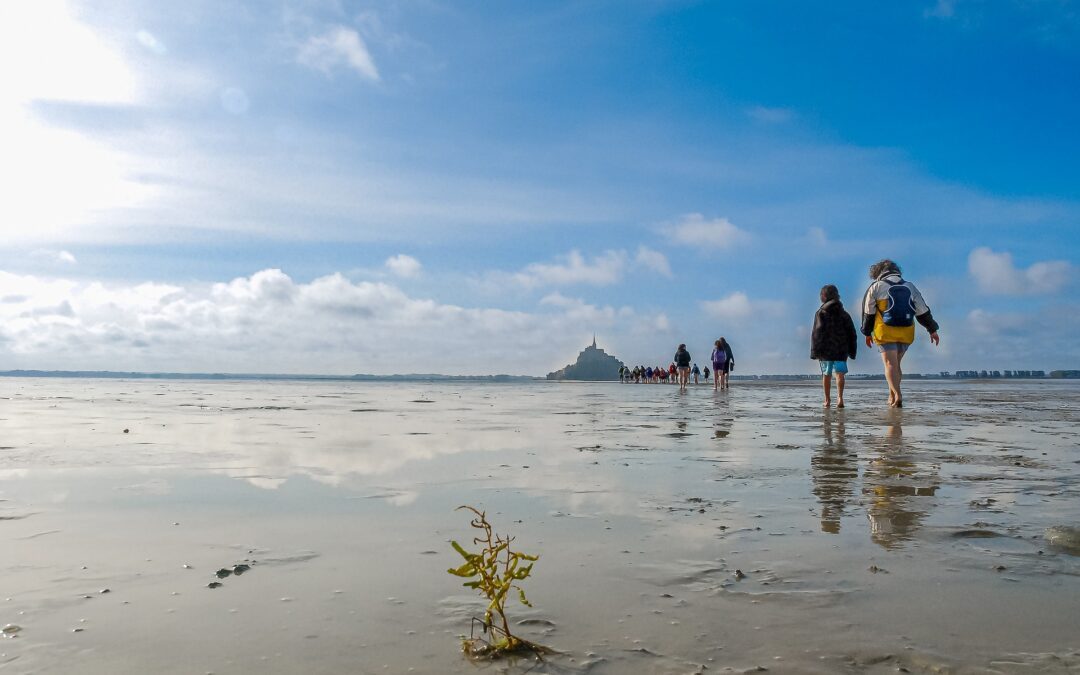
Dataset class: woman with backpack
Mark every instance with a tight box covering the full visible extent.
[861,259,940,408]
[711,338,734,390]
[811,284,858,408]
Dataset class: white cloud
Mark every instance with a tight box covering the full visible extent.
[962,306,1080,369]
[297,26,379,81]
[968,247,1072,295]
[668,214,750,248]
[700,291,784,320]
[31,249,78,265]
[634,246,672,277]
[967,308,1007,337]
[0,269,667,375]
[136,29,167,55]
[212,268,297,305]
[385,254,422,278]
[513,250,627,288]
[540,292,621,323]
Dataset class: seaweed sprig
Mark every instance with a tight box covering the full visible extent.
[448,505,546,657]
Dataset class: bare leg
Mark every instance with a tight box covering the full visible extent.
[836,373,846,408]
[822,374,832,407]
[893,350,906,407]
[880,350,902,406]
[713,369,719,391]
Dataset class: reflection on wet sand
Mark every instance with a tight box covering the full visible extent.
[811,410,857,534]
[710,391,732,439]
[3,379,1080,674]
[863,410,940,549]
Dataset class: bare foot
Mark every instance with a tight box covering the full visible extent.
[892,399,903,408]
[823,401,831,408]
[837,401,845,409]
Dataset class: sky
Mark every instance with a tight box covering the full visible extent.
[0,0,1078,376]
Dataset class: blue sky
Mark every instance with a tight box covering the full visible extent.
[0,0,1077,375]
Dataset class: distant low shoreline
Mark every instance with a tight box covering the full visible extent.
[0,370,538,383]
[1,369,1075,383]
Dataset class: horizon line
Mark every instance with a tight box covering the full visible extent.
[0,369,1068,382]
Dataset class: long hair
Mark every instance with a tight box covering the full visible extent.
[820,284,840,303]
[715,337,728,349]
[869,259,901,280]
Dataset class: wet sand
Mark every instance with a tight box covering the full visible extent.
[2,378,1079,674]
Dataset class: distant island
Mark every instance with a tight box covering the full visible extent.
[546,337,625,381]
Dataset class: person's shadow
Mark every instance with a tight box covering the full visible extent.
[811,410,857,534]
[862,409,939,549]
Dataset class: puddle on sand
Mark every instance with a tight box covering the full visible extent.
[1,378,1079,673]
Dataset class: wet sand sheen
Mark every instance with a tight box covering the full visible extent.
[1,378,1079,673]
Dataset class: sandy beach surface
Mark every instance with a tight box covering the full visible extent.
[2,377,1079,674]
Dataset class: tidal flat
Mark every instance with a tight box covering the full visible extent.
[1,378,1079,674]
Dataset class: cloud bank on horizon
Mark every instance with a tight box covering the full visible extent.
[0,0,1077,375]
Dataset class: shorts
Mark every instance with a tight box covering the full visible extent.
[712,362,730,374]
[876,342,909,355]
[819,360,848,375]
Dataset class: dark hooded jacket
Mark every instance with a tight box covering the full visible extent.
[811,300,858,362]
[674,347,691,368]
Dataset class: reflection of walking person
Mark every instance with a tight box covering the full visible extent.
[812,411,855,534]
[860,259,940,408]
[711,338,734,390]
[811,284,858,408]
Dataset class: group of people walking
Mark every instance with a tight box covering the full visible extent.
[619,337,735,391]
[811,258,939,408]
[617,259,941,408]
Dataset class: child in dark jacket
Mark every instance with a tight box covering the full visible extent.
[811,284,858,408]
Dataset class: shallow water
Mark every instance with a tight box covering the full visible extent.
[1,378,1079,674]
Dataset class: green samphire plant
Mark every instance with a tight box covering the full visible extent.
[448,505,547,658]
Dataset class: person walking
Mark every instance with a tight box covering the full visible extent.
[811,284,858,408]
[860,259,940,408]
[674,344,692,391]
[711,338,734,390]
